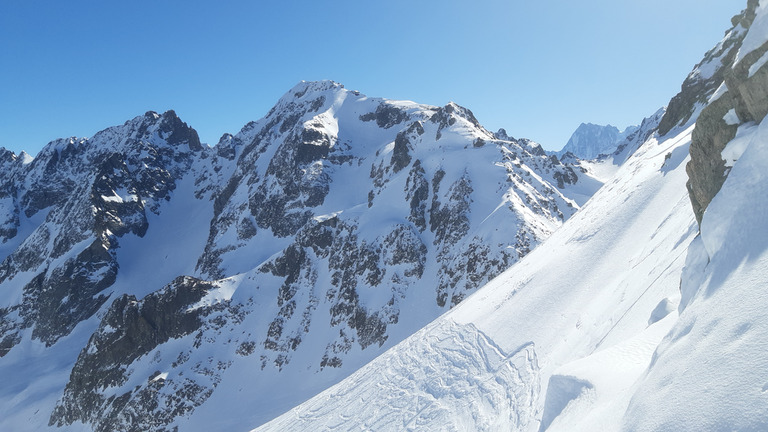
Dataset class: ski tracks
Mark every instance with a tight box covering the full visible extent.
[256,319,541,431]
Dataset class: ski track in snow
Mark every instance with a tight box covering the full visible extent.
[256,320,540,432]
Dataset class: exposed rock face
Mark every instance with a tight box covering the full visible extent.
[49,276,245,432]
[0,151,24,244]
[658,3,755,137]
[360,103,408,129]
[0,81,604,431]
[686,0,767,224]
[0,110,208,354]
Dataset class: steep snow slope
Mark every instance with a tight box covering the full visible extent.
[619,1,768,427]
[257,117,699,431]
[622,99,768,432]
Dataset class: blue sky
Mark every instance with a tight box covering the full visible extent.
[0,1,743,154]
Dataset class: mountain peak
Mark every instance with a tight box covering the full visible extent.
[559,122,635,159]
[494,128,514,141]
[0,147,17,165]
[156,110,203,151]
[143,110,161,120]
[288,80,346,99]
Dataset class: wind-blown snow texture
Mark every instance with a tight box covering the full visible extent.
[0,82,601,431]
[259,2,768,430]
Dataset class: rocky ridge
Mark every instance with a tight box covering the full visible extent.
[685,0,768,223]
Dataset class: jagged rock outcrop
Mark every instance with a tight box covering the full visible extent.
[686,0,767,223]
[50,276,245,432]
[0,110,208,354]
[657,4,756,137]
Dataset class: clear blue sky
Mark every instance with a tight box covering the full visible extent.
[0,0,744,154]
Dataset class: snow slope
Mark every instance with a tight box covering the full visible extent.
[257,118,699,431]
[620,103,768,432]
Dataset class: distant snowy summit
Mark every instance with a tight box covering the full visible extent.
[559,122,639,159]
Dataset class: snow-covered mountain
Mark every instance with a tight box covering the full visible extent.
[260,110,698,432]
[3,0,765,429]
[0,82,603,430]
[558,122,638,160]
[258,1,768,430]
